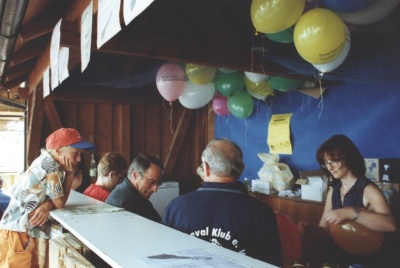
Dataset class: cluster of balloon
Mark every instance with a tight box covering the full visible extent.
[244,73,274,100]
[328,221,384,255]
[214,71,254,119]
[294,8,346,66]
[268,76,302,92]
[251,0,306,34]
[335,0,400,25]
[156,63,186,103]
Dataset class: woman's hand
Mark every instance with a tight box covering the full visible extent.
[323,207,357,225]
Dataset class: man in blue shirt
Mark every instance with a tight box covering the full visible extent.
[162,139,282,266]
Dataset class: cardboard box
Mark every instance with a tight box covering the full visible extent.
[299,176,328,202]
[251,179,277,195]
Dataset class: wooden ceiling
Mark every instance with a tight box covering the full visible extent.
[0,0,318,99]
[0,0,399,105]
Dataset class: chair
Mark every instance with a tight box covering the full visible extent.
[275,211,303,268]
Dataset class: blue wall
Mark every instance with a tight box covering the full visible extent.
[214,82,400,182]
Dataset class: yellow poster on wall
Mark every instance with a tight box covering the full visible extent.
[267,114,293,154]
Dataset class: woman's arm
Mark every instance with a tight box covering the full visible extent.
[359,184,396,232]
[318,188,333,230]
[322,184,396,232]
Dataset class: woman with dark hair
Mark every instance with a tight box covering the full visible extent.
[317,134,395,232]
[311,134,396,266]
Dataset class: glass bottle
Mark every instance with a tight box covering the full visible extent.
[89,154,97,183]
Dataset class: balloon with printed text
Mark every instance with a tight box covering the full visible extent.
[156,63,186,102]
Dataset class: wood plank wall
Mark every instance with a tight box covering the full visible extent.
[40,86,214,194]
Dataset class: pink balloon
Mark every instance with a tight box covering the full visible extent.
[156,63,186,102]
[212,93,229,116]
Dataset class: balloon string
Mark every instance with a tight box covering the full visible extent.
[255,99,260,116]
[169,102,174,134]
[317,72,324,119]
[260,35,266,75]
[225,113,231,125]
[244,119,248,146]
[217,116,221,136]
[251,31,256,72]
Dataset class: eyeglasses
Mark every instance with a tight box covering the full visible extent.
[142,174,162,187]
[321,160,341,169]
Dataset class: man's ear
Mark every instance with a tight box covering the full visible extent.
[131,170,140,181]
[203,162,211,177]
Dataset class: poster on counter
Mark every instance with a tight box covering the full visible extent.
[267,114,293,155]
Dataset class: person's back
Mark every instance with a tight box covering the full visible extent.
[162,139,282,266]
[163,181,281,265]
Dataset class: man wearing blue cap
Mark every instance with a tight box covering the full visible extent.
[0,128,95,268]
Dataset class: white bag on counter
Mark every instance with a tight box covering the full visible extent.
[257,153,294,192]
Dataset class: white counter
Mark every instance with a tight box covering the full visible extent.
[50,191,276,268]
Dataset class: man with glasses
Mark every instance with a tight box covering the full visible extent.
[162,139,282,266]
[106,154,164,222]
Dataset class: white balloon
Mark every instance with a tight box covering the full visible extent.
[244,71,269,83]
[313,25,351,73]
[178,81,215,109]
[337,0,400,25]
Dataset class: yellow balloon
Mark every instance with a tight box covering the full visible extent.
[251,0,306,34]
[185,64,216,85]
[294,8,346,64]
[244,75,274,96]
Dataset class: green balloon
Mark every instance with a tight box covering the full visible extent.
[265,26,294,43]
[227,90,254,119]
[215,71,244,97]
[268,76,301,92]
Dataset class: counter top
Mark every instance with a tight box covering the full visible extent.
[50,191,277,268]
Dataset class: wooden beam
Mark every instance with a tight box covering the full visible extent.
[44,97,63,131]
[5,58,36,81]
[27,41,50,94]
[11,35,50,66]
[163,109,193,175]
[2,75,28,90]
[27,87,44,166]
[19,2,73,44]
[49,89,164,106]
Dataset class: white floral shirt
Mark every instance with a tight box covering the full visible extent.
[0,149,64,239]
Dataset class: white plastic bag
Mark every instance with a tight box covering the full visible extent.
[257,153,294,192]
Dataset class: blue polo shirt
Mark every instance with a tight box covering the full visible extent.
[162,182,282,266]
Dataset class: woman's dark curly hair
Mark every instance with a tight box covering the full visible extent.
[316,134,366,178]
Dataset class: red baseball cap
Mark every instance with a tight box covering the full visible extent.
[46,128,95,151]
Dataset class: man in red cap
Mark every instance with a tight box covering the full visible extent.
[0,128,94,268]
